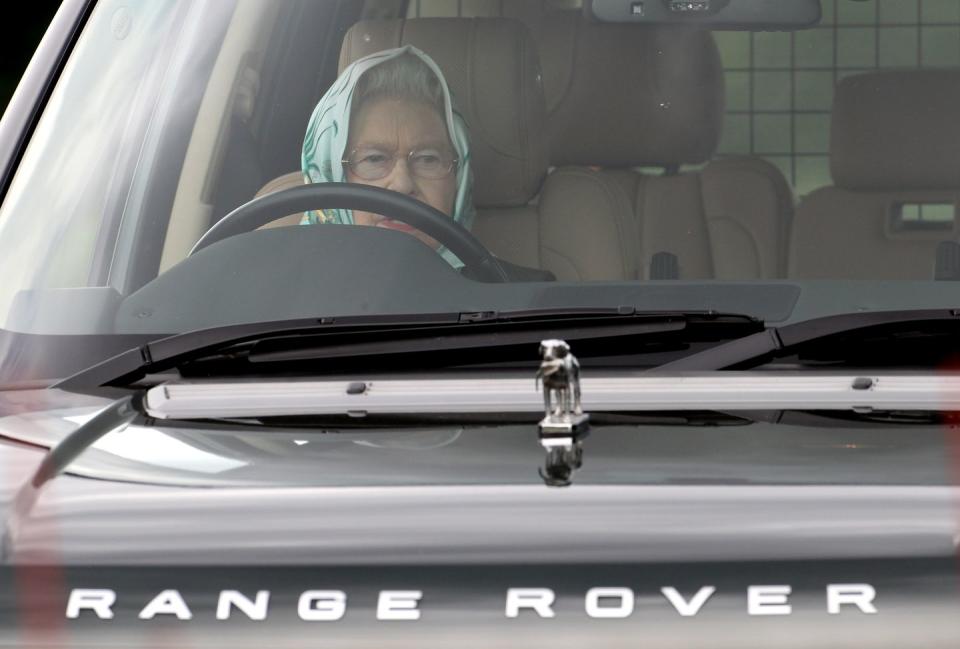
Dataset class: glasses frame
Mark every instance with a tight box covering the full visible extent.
[342,148,460,181]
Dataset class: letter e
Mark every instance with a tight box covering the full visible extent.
[377,591,422,621]
[748,585,791,616]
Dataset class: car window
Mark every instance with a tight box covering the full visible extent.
[2,0,959,381]
[0,1,183,319]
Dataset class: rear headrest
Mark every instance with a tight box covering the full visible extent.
[831,71,960,191]
[339,18,548,207]
[539,12,724,168]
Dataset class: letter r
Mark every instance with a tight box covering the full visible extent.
[505,588,555,618]
[827,584,877,614]
[66,589,116,619]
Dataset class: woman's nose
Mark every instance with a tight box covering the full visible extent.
[385,157,417,195]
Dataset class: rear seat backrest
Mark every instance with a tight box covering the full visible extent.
[530,12,792,280]
[789,71,960,279]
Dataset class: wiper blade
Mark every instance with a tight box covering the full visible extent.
[652,308,960,372]
[56,312,460,390]
[56,309,761,389]
[244,311,727,364]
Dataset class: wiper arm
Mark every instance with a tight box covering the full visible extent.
[4,396,137,557]
[56,309,761,389]
[652,308,960,372]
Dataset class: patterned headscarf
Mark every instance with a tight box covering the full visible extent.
[301,46,475,265]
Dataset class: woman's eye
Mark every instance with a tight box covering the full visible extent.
[359,153,389,165]
[413,152,443,166]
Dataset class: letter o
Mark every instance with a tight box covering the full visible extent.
[585,587,634,619]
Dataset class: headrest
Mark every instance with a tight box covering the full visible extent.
[538,12,724,168]
[339,18,548,207]
[831,71,960,191]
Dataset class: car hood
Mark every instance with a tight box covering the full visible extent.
[1,388,959,648]
[1,387,959,565]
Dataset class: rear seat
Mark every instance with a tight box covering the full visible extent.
[788,70,960,279]
[482,11,792,281]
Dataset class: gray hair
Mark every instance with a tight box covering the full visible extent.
[351,53,445,116]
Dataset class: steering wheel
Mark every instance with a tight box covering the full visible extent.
[189,183,509,283]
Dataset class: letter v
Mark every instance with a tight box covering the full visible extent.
[661,586,716,617]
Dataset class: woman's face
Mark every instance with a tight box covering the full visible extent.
[345,96,457,249]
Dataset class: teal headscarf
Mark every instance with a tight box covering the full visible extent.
[301,46,475,266]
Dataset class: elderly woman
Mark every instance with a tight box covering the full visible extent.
[301,46,552,281]
[301,46,472,266]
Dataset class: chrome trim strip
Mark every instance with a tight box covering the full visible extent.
[143,375,960,419]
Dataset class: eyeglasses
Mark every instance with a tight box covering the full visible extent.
[342,148,459,181]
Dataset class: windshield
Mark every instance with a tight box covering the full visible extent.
[2,0,959,381]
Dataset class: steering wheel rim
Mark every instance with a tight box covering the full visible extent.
[189,183,509,282]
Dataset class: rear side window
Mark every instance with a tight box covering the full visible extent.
[716,0,960,200]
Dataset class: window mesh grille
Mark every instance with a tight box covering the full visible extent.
[716,0,960,198]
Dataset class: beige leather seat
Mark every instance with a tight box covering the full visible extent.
[488,11,792,280]
[789,70,960,279]
[253,172,304,228]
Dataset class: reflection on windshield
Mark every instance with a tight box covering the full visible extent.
[0,1,182,325]
[3,0,960,382]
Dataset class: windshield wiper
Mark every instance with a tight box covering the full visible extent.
[55,308,761,389]
[4,395,137,558]
[651,308,960,372]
